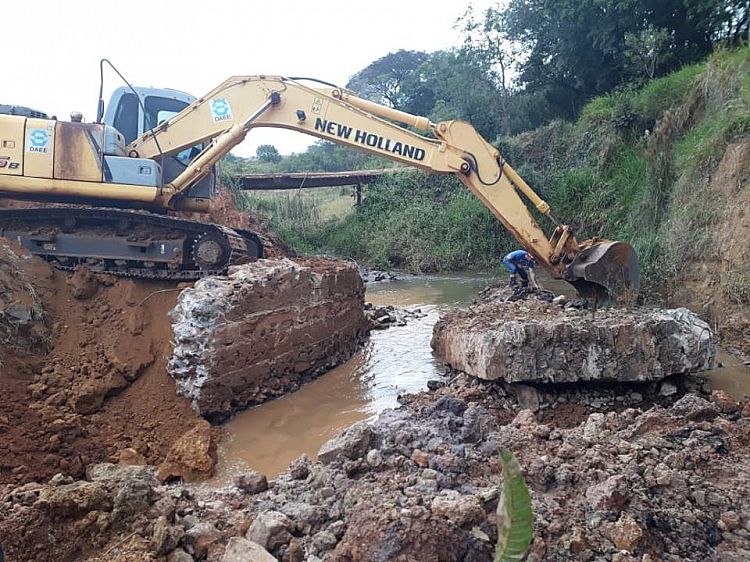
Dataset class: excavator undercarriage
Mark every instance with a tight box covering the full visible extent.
[0,207,263,280]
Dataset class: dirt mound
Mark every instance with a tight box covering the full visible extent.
[0,243,199,486]
[185,184,295,259]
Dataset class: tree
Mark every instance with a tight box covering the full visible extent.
[500,0,745,118]
[255,144,281,164]
[624,26,672,84]
[457,4,516,134]
[346,50,431,113]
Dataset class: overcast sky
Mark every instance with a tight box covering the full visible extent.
[5,0,496,157]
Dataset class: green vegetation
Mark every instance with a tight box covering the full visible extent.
[495,450,534,562]
[228,47,749,287]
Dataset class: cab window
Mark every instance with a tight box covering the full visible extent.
[144,96,200,166]
[112,93,139,144]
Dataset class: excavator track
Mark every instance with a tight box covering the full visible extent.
[0,207,263,280]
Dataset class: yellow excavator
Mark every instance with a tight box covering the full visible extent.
[0,65,639,303]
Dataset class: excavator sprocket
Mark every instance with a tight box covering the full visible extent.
[0,207,263,280]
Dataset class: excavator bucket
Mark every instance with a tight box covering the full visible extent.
[564,240,640,305]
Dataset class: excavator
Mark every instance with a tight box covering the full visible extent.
[0,65,639,303]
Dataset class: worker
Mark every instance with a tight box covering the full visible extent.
[503,249,538,289]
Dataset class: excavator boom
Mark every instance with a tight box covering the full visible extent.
[128,76,639,304]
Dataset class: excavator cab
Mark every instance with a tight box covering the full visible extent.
[104,86,215,201]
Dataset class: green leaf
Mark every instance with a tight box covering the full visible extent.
[495,449,534,562]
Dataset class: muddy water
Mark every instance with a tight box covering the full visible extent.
[706,350,750,399]
[211,273,750,483]
[212,274,495,482]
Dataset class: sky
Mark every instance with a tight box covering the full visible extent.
[5,0,497,157]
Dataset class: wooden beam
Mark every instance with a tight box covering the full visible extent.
[234,168,399,190]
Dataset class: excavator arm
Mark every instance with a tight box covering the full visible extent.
[128,76,639,304]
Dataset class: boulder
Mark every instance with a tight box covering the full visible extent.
[157,420,217,482]
[33,481,110,517]
[222,537,276,562]
[432,301,716,383]
[318,422,372,465]
[246,511,294,551]
[185,521,222,558]
[234,470,268,494]
[152,516,185,556]
[168,258,368,420]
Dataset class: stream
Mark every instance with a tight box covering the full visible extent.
[210,273,750,485]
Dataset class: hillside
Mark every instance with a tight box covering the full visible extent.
[501,47,749,351]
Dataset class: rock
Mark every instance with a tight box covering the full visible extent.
[167,549,194,562]
[221,537,276,562]
[71,374,128,414]
[34,481,110,517]
[318,422,372,465]
[671,393,719,421]
[659,381,678,396]
[168,258,368,419]
[118,448,147,466]
[157,420,217,482]
[152,515,185,556]
[585,475,627,511]
[432,305,716,383]
[71,383,107,415]
[246,511,294,551]
[185,522,221,558]
[311,530,338,552]
[430,491,485,526]
[234,470,268,494]
[68,267,99,300]
[411,449,430,468]
[513,384,541,411]
[366,449,383,467]
[288,454,311,480]
[603,513,643,552]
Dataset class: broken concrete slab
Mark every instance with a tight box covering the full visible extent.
[431,298,716,383]
[169,257,368,420]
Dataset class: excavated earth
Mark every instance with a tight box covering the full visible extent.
[2,367,750,562]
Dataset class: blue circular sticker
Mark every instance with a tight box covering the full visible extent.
[29,129,48,147]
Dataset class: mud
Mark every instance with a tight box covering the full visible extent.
[0,241,200,487]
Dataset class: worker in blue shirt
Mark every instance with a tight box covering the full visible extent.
[503,249,538,288]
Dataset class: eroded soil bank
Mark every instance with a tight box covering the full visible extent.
[0,241,367,489]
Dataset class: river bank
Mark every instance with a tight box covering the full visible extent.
[3,274,750,561]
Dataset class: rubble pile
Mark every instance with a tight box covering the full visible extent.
[3,373,749,561]
[432,296,716,384]
[169,257,369,420]
[364,303,428,330]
